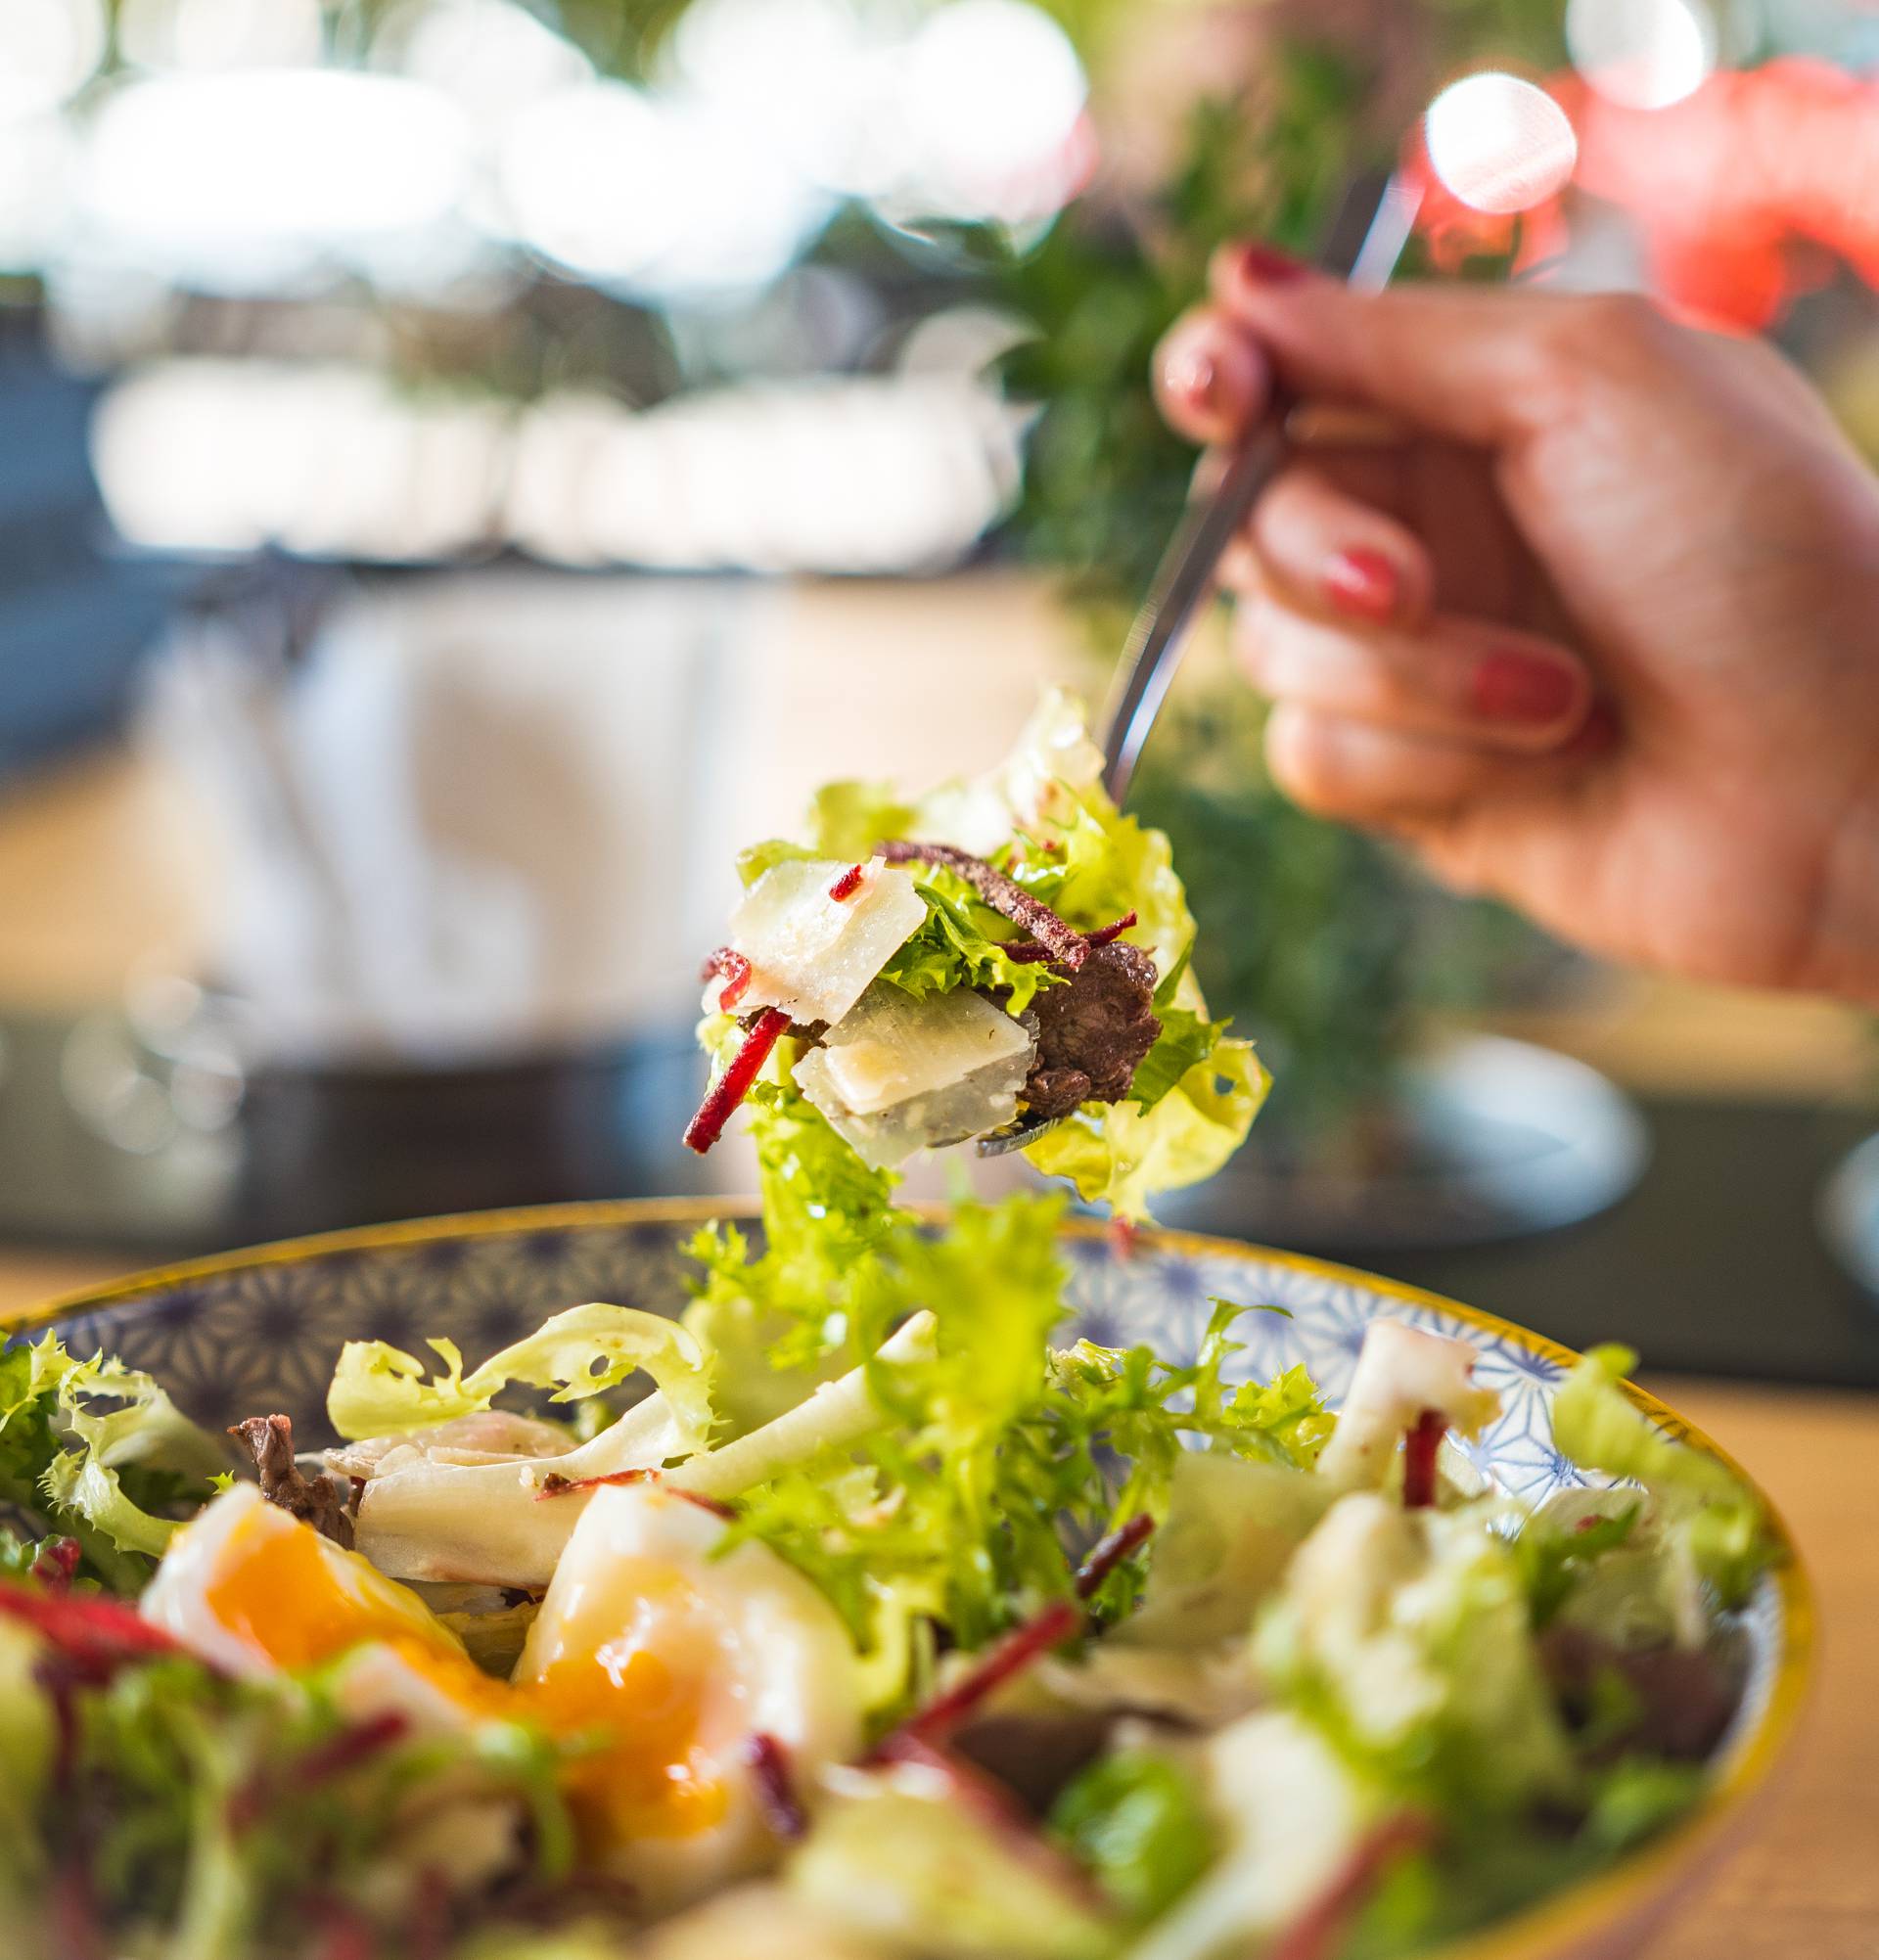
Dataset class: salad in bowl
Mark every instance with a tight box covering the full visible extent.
[0,701,1789,1960]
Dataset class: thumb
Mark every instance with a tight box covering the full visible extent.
[1210,241,1588,448]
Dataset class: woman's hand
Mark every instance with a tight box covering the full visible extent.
[1155,248,1879,1004]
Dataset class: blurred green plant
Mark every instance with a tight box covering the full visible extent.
[998,44,1366,621]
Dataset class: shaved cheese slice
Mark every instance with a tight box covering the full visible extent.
[711,858,926,1028]
[796,982,1034,1169]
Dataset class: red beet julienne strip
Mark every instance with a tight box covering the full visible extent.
[698,945,753,1011]
[877,841,1086,969]
[533,1471,732,1520]
[745,1732,809,1841]
[48,1860,109,1960]
[0,1577,184,1668]
[670,1489,738,1521]
[1000,909,1139,964]
[310,1895,381,1960]
[1073,1514,1155,1601]
[534,1468,659,1502]
[682,1006,791,1155]
[1267,1812,1437,1960]
[31,1538,82,1590]
[298,1709,411,1788]
[829,863,865,901]
[866,1597,1080,1761]
[1401,1409,1445,1511]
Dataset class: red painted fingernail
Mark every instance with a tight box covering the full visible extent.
[1472,650,1581,725]
[1323,548,1399,623]
[1233,242,1309,287]
[1167,346,1218,411]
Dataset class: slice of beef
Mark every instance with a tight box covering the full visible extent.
[876,840,1087,967]
[1540,1623,1743,1761]
[1020,939,1162,1122]
[231,1414,356,1549]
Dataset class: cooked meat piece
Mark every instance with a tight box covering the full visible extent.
[876,840,1086,967]
[1020,939,1162,1121]
[231,1414,356,1550]
[1540,1623,1743,1761]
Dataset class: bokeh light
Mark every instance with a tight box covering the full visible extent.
[0,114,77,268]
[115,0,324,71]
[497,79,830,297]
[373,0,592,120]
[894,0,1088,222]
[1566,0,1717,112]
[82,70,472,290]
[93,354,1018,574]
[0,0,107,120]
[1425,72,1580,215]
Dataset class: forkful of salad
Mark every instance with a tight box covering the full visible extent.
[682,78,1580,1205]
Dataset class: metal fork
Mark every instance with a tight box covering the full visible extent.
[979,171,1420,1160]
[1097,168,1422,808]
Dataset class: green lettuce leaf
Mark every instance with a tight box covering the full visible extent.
[1127,1003,1229,1111]
[684,1069,903,1428]
[1120,1451,1337,1649]
[327,1304,714,1449]
[877,865,1062,1017]
[0,1618,52,1892]
[1551,1345,1774,1608]
[727,1278,1336,1707]
[1051,1749,1215,1925]
[0,1343,67,1527]
[1516,1495,1643,1630]
[0,1339,227,1582]
[1023,1035,1269,1224]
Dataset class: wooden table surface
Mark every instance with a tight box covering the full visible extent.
[0,1250,1871,1958]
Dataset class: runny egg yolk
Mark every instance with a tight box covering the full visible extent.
[181,1493,761,1850]
[522,1556,730,1845]
[203,1501,465,1673]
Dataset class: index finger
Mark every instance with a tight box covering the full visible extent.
[1153,305,1275,446]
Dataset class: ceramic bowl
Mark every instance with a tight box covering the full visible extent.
[13,1202,1813,1960]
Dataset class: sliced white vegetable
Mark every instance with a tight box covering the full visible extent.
[669,1313,935,1502]
[796,984,1034,1169]
[713,858,926,1027]
[326,1410,574,1481]
[354,1315,935,1587]
[1315,1320,1501,1491]
[354,1389,695,1585]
